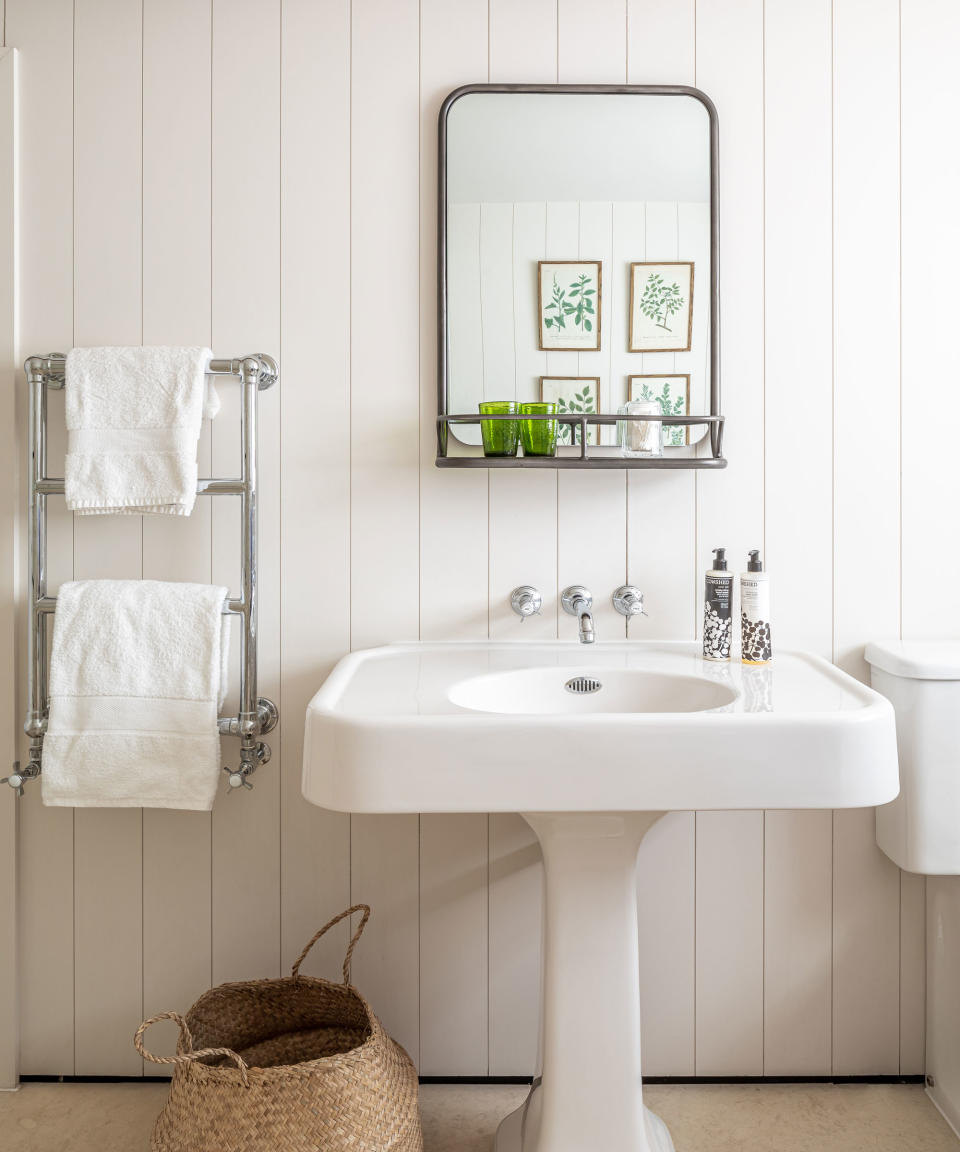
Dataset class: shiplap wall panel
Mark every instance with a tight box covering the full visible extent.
[636,812,696,1076]
[420,814,489,1075]
[487,4,558,649]
[901,0,960,643]
[695,809,764,1075]
[693,0,766,1078]
[71,0,144,1076]
[488,813,543,1076]
[625,0,700,1062]
[209,0,281,987]
[833,808,901,1073]
[761,0,835,1078]
[278,0,352,981]
[555,2,628,647]
[832,0,910,1076]
[417,0,492,1078]
[485,0,554,1078]
[419,0,489,638]
[349,0,419,654]
[764,809,833,1074]
[350,815,421,1065]
[0,44,17,1091]
[139,0,214,1073]
[832,1,901,681]
[10,0,76,1075]
[8,0,933,1081]
[348,0,422,1069]
[900,871,926,1074]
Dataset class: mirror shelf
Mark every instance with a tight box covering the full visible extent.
[436,413,726,469]
[438,82,722,472]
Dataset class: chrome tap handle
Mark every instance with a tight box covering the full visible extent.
[223,741,270,793]
[561,586,593,616]
[612,585,647,618]
[3,758,41,796]
[511,585,543,621]
[2,763,24,796]
[224,767,253,791]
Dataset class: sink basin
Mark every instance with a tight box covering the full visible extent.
[303,640,898,1152]
[449,665,737,714]
[303,641,898,813]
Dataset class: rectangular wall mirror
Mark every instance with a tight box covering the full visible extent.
[437,85,723,467]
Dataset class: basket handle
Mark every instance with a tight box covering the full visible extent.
[291,903,371,984]
[135,1011,250,1088]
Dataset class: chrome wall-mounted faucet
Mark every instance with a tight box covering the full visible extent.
[561,585,595,644]
[612,585,647,619]
[510,585,543,621]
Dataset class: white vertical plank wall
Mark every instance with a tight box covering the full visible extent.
[694,0,766,1077]
[6,0,939,1079]
[761,0,834,1078]
[10,0,76,1077]
[349,0,422,1069]
[139,0,214,1074]
[486,0,555,1078]
[278,0,352,983]
[71,0,144,1075]
[209,0,281,989]
[0,43,18,1092]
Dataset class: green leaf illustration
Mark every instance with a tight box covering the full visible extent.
[639,272,685,332]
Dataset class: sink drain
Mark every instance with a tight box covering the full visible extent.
[565,676,602,695]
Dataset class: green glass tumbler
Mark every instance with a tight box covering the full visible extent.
[479,401,520,457]
[519,402,558,457]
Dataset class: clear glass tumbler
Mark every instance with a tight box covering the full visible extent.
[618,399,663,458]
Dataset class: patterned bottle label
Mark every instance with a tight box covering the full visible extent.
[741,576,772,664]
[703,574,732,661]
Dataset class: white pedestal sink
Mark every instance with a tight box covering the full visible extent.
[303,642,898,1152]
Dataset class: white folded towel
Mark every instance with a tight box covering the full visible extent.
[42,580,230,811]
[65,346,218,516]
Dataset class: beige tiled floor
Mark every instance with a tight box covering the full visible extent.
[0,1081,957,1151]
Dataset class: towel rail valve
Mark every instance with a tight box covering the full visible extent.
[3,757,41,797]
[223,738,271,792]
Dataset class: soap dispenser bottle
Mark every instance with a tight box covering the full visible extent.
[703,547,733,661]
[740,549,772,665]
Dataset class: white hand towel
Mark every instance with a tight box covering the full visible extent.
[42,580,230,811]
[65,346,218,516]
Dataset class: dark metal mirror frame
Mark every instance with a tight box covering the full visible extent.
[436,83,724,470]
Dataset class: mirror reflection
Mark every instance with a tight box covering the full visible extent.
[444,89,714,451]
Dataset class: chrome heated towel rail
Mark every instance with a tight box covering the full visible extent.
[4,352,280,796]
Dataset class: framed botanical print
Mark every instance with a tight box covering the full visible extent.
[629,261,694,352]
[538,260,602,351]
[540,376,600,447]
[628,374,691,446]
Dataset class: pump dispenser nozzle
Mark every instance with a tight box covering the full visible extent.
[747,550,763,572]
[712,547,727,571]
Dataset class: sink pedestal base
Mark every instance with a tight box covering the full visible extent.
[495,811,674,1152]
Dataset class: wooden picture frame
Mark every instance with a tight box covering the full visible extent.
[538,260,602,352]
[540,376,601,447]
[628,261,694,353]
[628,373,691,446]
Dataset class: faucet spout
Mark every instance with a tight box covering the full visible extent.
[561,585,596,644]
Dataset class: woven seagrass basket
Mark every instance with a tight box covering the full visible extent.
[135,905,422,1152]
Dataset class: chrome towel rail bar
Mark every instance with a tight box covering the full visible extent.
[4,352,280,798]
